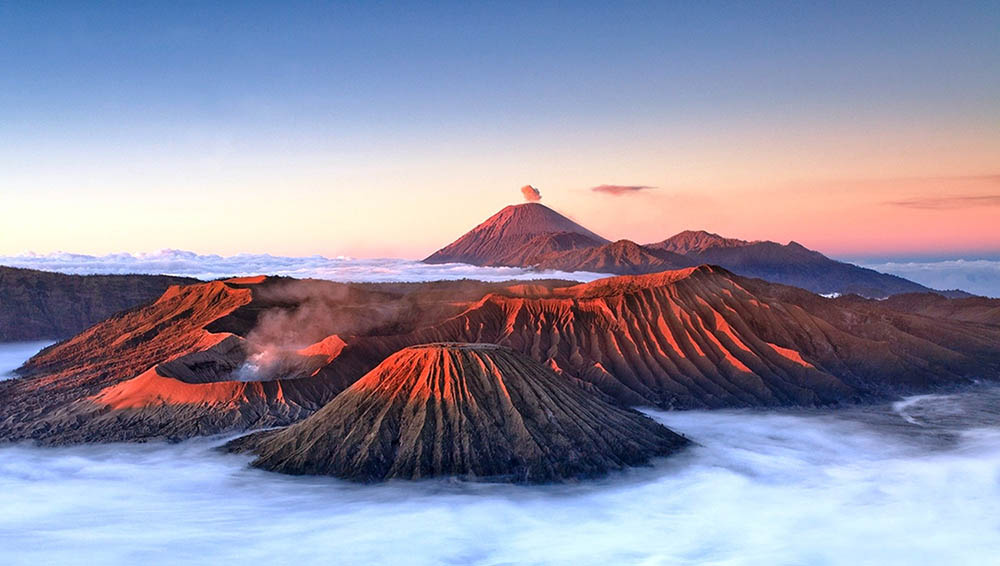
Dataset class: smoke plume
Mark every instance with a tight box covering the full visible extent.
[521,185,542,202]
[234,280,416,380]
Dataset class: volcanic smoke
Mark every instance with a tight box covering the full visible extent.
[521,185,542,202]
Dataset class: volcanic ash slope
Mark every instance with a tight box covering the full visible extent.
[228,343,689,483]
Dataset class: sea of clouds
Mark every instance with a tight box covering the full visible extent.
[0,341,53,380]
[2,336,999,565]
[4,249,997,297]
[856,258,1000,298]
[0,250,612,283]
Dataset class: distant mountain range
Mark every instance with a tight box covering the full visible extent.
[425,202,963,298]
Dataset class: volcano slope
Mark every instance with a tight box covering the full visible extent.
[424,202,609,266]
[318,266,1000,408]
[228,343,689,483]
[0,276,555,444]
[646,230,933,297]
[3,266,1000,444]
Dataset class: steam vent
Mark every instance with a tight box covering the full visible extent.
[228,343,689,483]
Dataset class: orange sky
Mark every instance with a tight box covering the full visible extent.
[3,171,998,260]
[3,4,998,260]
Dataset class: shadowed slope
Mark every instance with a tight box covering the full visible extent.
[873,293,1000,326]
[229,343,688,483]
[0,266,198,341]
[647,231,932,297]
[530,240,695,274]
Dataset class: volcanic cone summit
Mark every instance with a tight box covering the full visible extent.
[228,342,689,483]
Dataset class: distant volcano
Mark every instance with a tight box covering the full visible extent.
[424,202,609,266]
[228,343,689,483]
[423,202,946,297]
[646,230,934,297]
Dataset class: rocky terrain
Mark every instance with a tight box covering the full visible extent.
[0,266,198,341]
[873,292,1000,325]
[0,277,567,443]
[3,267,999,444]
[228,343,689,483]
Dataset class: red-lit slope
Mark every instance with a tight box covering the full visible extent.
[5,267,1000,445]
[320,266,1000,408]
[423,202,608,265]
[0,277,564,444]
[0,277,344,443]
[228,343,688,483]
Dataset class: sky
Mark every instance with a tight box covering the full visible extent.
[1,1,998,259]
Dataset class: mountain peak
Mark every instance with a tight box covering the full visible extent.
[228,342,688,483]
[647,230,751,255]
[424,202,608,265]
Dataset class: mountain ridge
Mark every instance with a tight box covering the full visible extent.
[4,267,998,444]
[422,204,946,297]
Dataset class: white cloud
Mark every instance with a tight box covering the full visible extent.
[0,374,997,564]
[0,249,613,283]
[857,259,1000,298]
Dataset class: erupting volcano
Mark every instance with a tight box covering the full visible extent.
[228,343,689,483]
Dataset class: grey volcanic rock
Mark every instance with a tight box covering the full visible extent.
[228,343,688,483]
[0,266,198,341]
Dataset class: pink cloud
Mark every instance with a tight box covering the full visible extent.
[592,184,655,196]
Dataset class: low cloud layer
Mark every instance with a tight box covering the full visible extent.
[0,249,611,283]
[520,185,542,202]
[591,184,655,196]
[0,368,997,564]
[857,258,1000,297]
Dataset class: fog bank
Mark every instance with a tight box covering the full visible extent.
[0,341,53,379]
[856,258,1000,297]
[1,376,998,564]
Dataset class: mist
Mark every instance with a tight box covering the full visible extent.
[0,341,53,380]
[856,258,1000,297]
[1,334,998,566]
[0,250,612,283]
